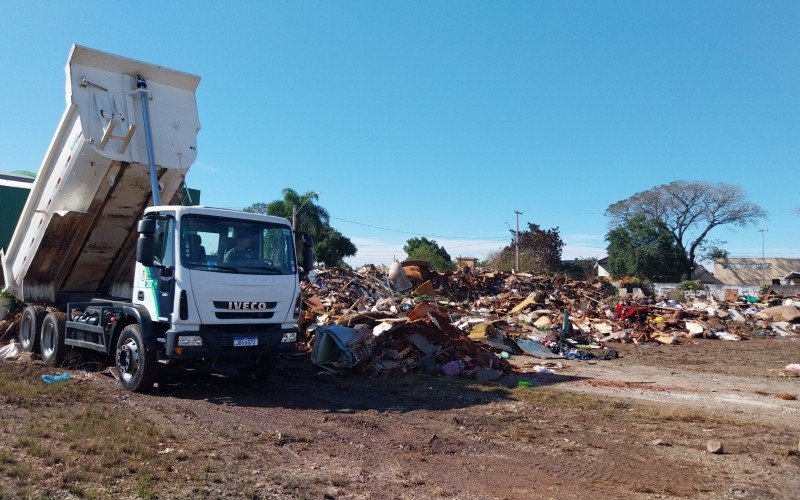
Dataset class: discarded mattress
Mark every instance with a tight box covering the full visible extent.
[311,325,373,371]
[516,339,562,359]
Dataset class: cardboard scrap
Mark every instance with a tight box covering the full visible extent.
[412,280,436,297]
[510,293,538,314]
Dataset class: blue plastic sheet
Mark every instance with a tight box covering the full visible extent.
[42,373,71,384]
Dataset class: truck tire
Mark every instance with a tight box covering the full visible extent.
[253,353,278,381]
[19,306,46,353]
[40,312,66,366]
[115,324,157,392]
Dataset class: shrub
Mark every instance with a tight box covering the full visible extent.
[0,291,23,318]
[676,280,703,291]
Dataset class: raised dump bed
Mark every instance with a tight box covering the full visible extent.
[1,45,200,303]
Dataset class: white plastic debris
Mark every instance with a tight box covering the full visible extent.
[372,322,394,336]
[0,342,20,362]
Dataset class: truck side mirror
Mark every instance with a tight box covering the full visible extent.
[297,232,314,274]
[136,234,155,266]
[138,218,156,235]
[302,246,314,274]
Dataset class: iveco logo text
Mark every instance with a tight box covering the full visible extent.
[228,302,269,310]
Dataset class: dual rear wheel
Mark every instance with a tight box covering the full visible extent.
[40,311,66,366]
[19,306,45,353]
[19,306,65,366]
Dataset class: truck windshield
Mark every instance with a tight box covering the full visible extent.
[180,215,296,275]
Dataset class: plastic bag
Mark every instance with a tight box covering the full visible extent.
[0,342,20,361]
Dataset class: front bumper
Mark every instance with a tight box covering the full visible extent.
[165,324,297,361]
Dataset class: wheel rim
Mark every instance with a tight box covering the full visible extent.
[117,338,140,383]
[41,321,55,358]
[20,314,32,349]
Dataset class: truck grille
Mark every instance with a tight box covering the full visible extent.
[213,301,277,310]
[214,311,275,320]
[199,324,281,335]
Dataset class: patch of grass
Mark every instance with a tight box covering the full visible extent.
[137,472,153,499]
[0,364,93,408]
[281,476,304,490]
[13,436,33,449]
[632,404,736,425]
[0,450,17,466]
[511,387,736,426]
[328,473,350,487]
[0,364,179,497]
[26,441,63,465]
[28,421,53,439]
[4,461,32,480]
[275,432,314,446]
[507,419,543,442]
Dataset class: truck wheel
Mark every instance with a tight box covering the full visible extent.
[19,306,46,353]
[115,324,157,392]
[40,312,66,366]
[253,353,278,381]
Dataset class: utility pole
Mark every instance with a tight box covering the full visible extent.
[514,210,522,273]
[759,228,768,284]
[292,191,319,231]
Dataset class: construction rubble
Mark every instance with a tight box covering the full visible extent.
[299,263,800,378]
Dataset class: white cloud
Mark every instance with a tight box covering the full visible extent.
[562,244,605,260]
[191,161,220,174]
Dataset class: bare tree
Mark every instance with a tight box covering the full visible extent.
[605,181,766,278]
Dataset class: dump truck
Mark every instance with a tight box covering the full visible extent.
[1,45,311,391]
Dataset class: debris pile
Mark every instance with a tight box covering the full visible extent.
[300,264,617,378]
[299,264,800,378]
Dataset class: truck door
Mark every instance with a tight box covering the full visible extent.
[152,218,176,320]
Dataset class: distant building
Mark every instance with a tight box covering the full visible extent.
[714,258,800,285]
[169,185,201,206]
[692,265,722,285]
[456,257,478,270]
[0,172,34,252]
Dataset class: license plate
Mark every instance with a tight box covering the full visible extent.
[233,336,258,347]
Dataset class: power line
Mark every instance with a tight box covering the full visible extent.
[328,215,508,240]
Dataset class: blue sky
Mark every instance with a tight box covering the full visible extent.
[1,1,798,267]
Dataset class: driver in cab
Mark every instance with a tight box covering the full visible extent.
[224,234,254,263]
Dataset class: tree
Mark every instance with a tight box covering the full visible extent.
[605,215,687,281]
[605,181,766,278]
[244,189,329,239]
[403,237,454,271]
[704,245,729,261]
[488,222,564,273]
[314,226,357,267]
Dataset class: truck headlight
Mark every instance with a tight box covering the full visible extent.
[281,332,297,343]
[178,335,203,347]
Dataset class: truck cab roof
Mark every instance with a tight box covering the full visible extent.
[145,205,292,227]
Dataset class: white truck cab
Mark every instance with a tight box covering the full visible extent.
[133,206,302,367]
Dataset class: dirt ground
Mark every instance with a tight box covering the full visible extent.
[1,337,800,499]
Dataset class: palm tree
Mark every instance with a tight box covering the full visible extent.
[245,188,329,240]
